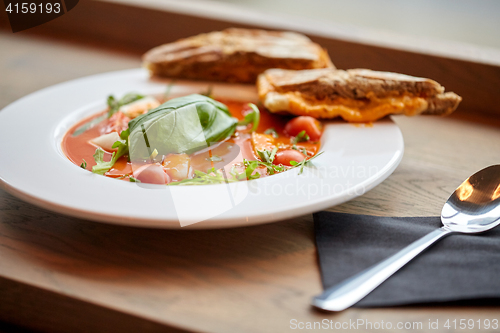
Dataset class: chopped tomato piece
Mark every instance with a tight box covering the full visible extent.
[103,112,130,134]
[273,149,306,166]
[284,116,322,141]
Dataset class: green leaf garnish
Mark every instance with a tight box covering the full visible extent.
[292,130,310,144]
[80,159,87,169]
[290,151,324,175]
[256,147,278,164]
[242,160,262,180]
[107,93,145,118]
[168,150,323,185]
[237,103,260,132]
[116,174,141,183]
[128,94,238,159]
[169,159,263,186]
[111,140,123,149]
[229,165,250,181]
[169,168,237,186]
[92,132,130,175]
[120,128,130,141]
[264,128,278,138]
[129,176,141,183]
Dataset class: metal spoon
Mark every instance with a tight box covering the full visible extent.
[312,164,500,312]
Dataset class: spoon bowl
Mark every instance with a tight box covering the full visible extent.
[442,165,500,233]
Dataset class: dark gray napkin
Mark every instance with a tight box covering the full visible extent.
[314,212,500,307]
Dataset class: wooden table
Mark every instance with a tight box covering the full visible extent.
[1,3,500,332]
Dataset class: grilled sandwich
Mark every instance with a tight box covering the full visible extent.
[257,68,462,122]
[143,28,334,83]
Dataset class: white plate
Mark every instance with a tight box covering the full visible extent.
[0,69,403,229]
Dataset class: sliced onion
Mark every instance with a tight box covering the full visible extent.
[89,132,121,151]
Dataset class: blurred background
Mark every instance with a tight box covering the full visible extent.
[1,0,500,113]
[210,0,500,49]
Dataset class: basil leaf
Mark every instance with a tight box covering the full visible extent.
[128,94,238,160]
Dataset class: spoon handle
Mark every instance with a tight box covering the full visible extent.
[312,227,453,311]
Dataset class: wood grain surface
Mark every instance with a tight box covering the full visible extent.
[1,15,500,333]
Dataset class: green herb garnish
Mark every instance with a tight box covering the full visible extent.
[91,130,130,175]
[292,130,310,144]
[169,159,263,185]
[264,128,278,138]
[129,176,141,183]
[169,168,238,186]
[116,174,141,183]
[243,158,286,176]
[256,147,278,164]
[241,160,263,180]
[290,151,324,175]
[80,159,87,169]
[107,93,145,118]
[169,150,323,185]
[237,103,260,132]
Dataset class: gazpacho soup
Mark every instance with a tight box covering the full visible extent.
[62,91,323,185]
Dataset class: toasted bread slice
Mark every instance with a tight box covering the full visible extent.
[143,28,334,83]
[257,68,462,122]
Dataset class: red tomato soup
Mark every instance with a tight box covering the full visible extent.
[62,97,322,184]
